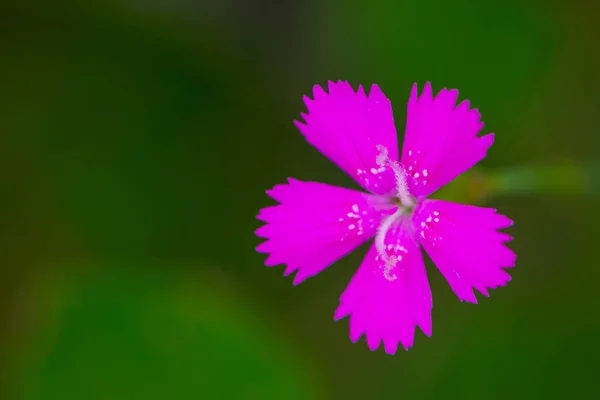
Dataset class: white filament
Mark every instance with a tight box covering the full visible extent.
[375,207,405,281]
[375,145,414,208]
[373,145,415,281]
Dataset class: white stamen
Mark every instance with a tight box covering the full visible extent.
[375,145,414,207]
[375,145,389,167]
[371,144,418,282]
[375,208,406,282]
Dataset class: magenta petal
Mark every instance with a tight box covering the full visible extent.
[295,81,400,196]
[400,82,494,198]
[335,223,432,354]
[256,178,395,285]
[413,199,516,304]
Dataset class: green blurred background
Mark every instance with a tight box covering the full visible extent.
[1,1,599,399]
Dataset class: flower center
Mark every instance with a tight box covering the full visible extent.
[374,145,415,281]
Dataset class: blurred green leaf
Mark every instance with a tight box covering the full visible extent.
[15,266,323,400]
[486,162,600,197]
[433,162,600,204]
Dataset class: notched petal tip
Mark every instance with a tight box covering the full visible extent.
[495,212,514,229]
[384,339,400,355]
[301,95,313,111]
[327,80,336,93]
[255,241,270,254]
[368,83,382,95]
[294,118,308,132]
[366,334,381,352]
[356,84,365,96]
[264,185,286,203]
[333,304,349,321]
[415,200,516,304]
[312,84,327,100]
[336,232,432,354]
[457,99,470,111]
[422,81,433,99]
[254,224,269,237]
[292,269,311,285]
[323,79,353,94]
[283,265,297,277]
[255,179,385,288]
[327,78,346,85]
[264,254,283,267]
[441,88,459,108]
[293,79,400,196]
[401,80,501,197]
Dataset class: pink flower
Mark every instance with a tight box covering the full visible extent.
[255,81,515,354]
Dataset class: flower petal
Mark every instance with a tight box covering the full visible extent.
[295,81,399,196]
[256,178,395,285]
[401,82,494,198]
[413,199,515,304]
[334,222,432,354]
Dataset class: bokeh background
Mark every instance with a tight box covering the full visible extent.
[1,1,599,399]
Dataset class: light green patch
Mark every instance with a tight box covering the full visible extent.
[14,265,324,400]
